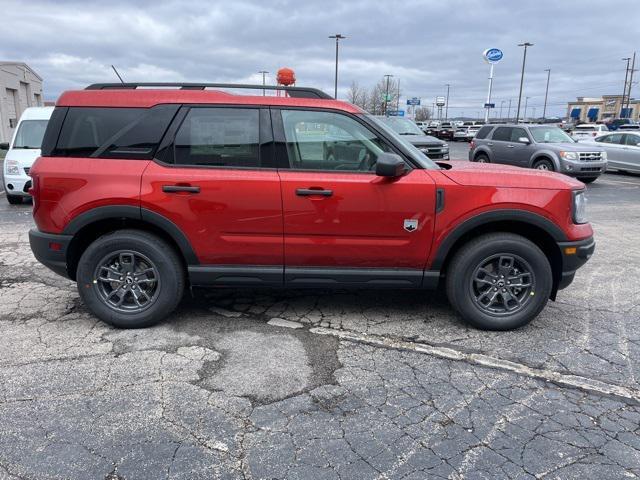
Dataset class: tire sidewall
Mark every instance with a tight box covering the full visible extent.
[449,237,552,330]
[533,158,554,171]
[76,232,183,328]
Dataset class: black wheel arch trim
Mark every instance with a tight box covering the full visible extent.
[62,205,199,265]
[430,209,567,270]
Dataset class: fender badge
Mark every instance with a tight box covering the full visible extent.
[404,219,418,232]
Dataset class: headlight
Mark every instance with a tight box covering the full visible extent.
[442,144,449,150]
[5,160,20,175]
[572,190,588,224]
[560,151,578,160]
[601,151,607,161]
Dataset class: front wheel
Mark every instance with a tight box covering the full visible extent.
[76,230,185,328]
[6,194,23,205]
[579,176,598,184]
[533,158,554,171]
[446,233,552,330]
[475,154,490,163]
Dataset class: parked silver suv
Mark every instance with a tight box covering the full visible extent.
[469,124,608,183]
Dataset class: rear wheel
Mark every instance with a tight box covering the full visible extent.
[6,194,22,205]
[475,153,490,163]
[533,158,554,171]
[76,230,184,328]
[446,233,552,330]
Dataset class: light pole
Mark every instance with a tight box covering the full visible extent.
[542,68,551,120]
[258,70,268,96]
[499,100,505,120]
[329,34,346,99]
[507,98,512,122]
[445,84,450,120]
[625,52,636,117]
[621,57,631,117]
[524,96,530,121]
[383,74,393,115]
[516,42,533,123]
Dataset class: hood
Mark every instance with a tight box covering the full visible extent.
[5,148,41,166]
[401,134,443,146]
[439,161,584,190]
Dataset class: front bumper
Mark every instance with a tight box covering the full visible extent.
[3,175,32,196]
[29,229,73,279]
[556,236,595,290]
[559,159,608,178]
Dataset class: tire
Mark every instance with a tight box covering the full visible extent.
[533,158,554,171]
[76,229,184,328]
[579,177,598,184]
[6,194,22,205]
[475,153,490,163]
[446,233,552,330]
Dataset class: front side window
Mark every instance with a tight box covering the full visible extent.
[625,134,640,146]
[174,108,260,167]
[597,133,623,144]
[281,110,392,172]
[510,128,529,142]
[13,120,48,149]
[491,127,512,141]
[529,127,574,143]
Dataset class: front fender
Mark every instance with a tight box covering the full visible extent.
[529,150,561,170]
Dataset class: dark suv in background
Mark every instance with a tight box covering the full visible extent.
[469,124,608,183]
[375,116,449,160]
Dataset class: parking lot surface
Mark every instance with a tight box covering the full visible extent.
[1,152,639,479]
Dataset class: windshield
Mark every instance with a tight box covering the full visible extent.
[529,126,575,143]
[13,120,48,149]
[365,114,439,169]
[378,117,424,136]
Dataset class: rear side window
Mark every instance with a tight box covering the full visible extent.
[53,105,178,158]
[491,127,512,141]
[474,126,493,139]
[174,108,260,168]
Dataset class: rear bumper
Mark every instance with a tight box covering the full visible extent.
[557,236,595,290]
[29,229,72,279]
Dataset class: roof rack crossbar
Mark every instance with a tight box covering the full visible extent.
[85,83,332,99]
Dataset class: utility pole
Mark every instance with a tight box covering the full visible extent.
[396,78,401,112]
[258,70,268,96]
[542,69,551,120]
[524,96,530,121]
[621,57,631,118]
[445,84,450,120]
[383,74,393,115]
[516,42,533,123]
[499,100,505,120]
[329,34,346,99]
[507,98,512,122]
[625,52,636,118]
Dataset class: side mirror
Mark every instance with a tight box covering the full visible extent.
[0,142,9,150]
[518,137,530,144]
[375,153,406,177]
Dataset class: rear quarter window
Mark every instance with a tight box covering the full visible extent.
[52,105,178,158]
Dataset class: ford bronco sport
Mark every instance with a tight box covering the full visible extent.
[29,83,595,330]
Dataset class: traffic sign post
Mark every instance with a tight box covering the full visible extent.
[406,97,421,106]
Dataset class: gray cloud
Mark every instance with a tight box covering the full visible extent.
[1,0,638,117]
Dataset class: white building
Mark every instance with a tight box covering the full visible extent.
[0,62,44,143]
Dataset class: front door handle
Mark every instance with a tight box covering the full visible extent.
[487,143,494,146]
[507,145,515,148]
[296,188,333,197]
[162,185,201,193]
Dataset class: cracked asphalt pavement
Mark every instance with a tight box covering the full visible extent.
[1,149,639,479]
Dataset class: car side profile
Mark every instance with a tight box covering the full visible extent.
[29,83,595,331]
[585,131,640,173]
[469,123,607,183]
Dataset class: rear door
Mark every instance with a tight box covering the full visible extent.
[506,127,532,167]
[489,126,513,164]
[140,106,285,285]
[596,133,625,167]
[273,108,437,287]
[621,133,640,172]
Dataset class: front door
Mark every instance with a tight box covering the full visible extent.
[274,108,437,286]
[140,106,284,285]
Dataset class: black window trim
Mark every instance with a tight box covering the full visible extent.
[153,104,278,171]
[491,126,514,142]
[270,106,417,174]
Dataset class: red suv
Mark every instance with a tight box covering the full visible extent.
[29,83,595,330]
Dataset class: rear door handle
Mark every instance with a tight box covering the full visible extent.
[296,188,333,197]
[162,185,200,193]
[507,145,515,148]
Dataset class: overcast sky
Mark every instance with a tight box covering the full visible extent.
[2,0,639,118]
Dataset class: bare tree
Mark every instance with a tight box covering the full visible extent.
[346,81,367,109]
[414,106,431,122]
[345,76,403,115]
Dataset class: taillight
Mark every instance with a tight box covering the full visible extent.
[592,132,597,136]
[469,140,475,149]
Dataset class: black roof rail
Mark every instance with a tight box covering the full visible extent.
[84,82,333,100]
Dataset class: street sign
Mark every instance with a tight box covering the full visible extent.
[387,110,405,117]
[483,48,503,64]
[484,103,495,108]
[406,98,421,106]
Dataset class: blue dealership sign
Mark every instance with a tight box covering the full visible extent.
[483,48,503,64]
[406,98,421,106]
[387,110,405,117]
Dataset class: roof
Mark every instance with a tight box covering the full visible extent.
[55,88,362,113]
[0,62,43,81]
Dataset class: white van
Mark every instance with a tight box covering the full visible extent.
[1,106,54,204]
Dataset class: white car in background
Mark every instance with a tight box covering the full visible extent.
[1,107,54,204]
[572,123,609,141]
[584,131,640,174]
